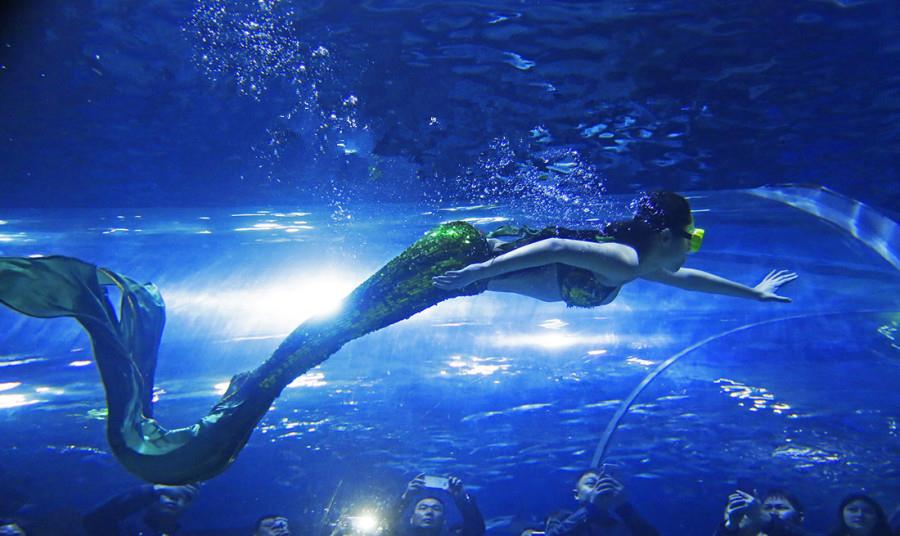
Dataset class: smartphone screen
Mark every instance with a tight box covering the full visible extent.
[422,475,449,489]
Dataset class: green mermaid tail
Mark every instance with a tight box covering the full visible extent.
[0,222,491,484]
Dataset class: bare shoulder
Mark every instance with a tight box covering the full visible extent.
[588,241,638,265]
[553,239,639,280]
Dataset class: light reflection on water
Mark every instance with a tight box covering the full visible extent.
[0,196,898,532]
[0,382,22,392]
[0,393,39,409]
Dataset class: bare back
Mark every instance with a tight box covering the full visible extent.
[486,264,563,302]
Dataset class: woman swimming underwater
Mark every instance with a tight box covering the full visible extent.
[0,192,796,484]
[434,191,796,305]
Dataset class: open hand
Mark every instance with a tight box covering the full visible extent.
[724,490,761,528]
[447,475,465,498]
[753,270,798,302]
[403,473,426,498]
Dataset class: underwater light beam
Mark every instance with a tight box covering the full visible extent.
[167,272,359,332]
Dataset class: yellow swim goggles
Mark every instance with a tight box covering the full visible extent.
[676,225,705,253]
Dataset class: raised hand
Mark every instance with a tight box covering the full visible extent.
[447,475,465,498]
[403,473,426,498]
[724,489,762,528]
[589,476,626,511]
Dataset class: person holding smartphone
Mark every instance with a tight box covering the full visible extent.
[82,483,199,536]
[713,488,816,536]
[541,468,658,536]
[385,473,485,536]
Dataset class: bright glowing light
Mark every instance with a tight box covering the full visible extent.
[255,275,353,320]
[446,359,507,376]
[213,381,230,395]
[0,382,21,392]
[0,394,38,409]
[166,271,358,332]
[510,402,553,412]
[241,222,282,230]
[233,222,314,233]
[445,355,511,376]
[287,372,327,388]
[587,349,608,356]
[458,216,511,225]
[538,318,568,330]
[350,512,380,532]
[0,357,46,367]
[467,364,505,375]
[715,378,791,415]
[0,233,27,243]
[34,386,65,395]
[68,360,92,367]
[625,356,656,367]
[485,331,620,350]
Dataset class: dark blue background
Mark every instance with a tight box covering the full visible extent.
[1,0,898,211]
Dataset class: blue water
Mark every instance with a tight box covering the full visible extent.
[1,1,900,535]
[1,190,898,534]
[1,0,899,211]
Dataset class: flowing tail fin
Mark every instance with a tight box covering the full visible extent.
[0,222,491,483]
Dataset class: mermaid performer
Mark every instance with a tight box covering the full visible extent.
[0,192,796,484]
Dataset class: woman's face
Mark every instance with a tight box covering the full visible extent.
[843,499,878,534]
[573,471,602,503]
[655,225,692,271]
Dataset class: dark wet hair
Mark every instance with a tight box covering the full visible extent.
[764,488,805,515]
[414,495,445,508]
[828,494,892,536]
[602,191,693,256]
[487,191,693,257]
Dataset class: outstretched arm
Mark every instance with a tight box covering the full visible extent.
[447,476,486,536]
[642,268,797,302]
[432,238,636,290]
